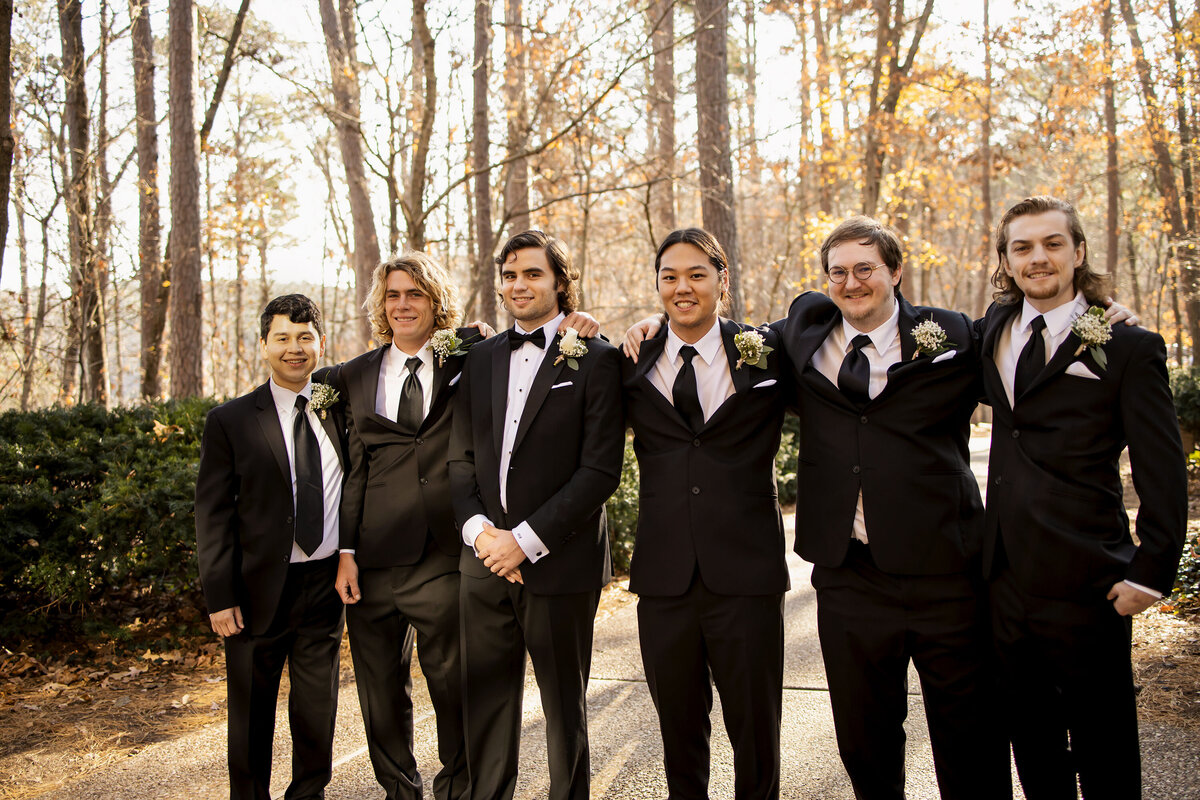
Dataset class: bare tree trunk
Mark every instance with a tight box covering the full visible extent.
[974,0,993,319]
[59,0,107,405]
[1103,0,1121,295]
[168,0,204,397]
[503,0,530,234]
[812,0,833,215]
[405,0,437,249]
[199,0,251,148]
[94,0,114,404]
[695,0,741,317]
[1120,0,1199,357]
[0,0,13,282]
[318,0,379,349]
[131,0,166,400]
[473,0,497,328]
[861,0,935,217]
[648,0,675,242]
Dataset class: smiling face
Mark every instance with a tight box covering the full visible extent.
[261,315,324,392]
[826,239,901,333]
[384,268,436,352]
[1001,210,1084,313]
[499,247,563,329]
[657,242,726,342]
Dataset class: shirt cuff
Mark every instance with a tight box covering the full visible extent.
[512,521,549,563]
[338,549,355,555]
[1123,579,1162,599]
[462,514,491,552]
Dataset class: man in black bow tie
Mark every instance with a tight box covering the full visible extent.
[449,230,624,800]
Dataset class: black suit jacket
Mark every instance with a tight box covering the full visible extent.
[776,291,984,575]
[622,318,789,597]
[448,328,624,595]
[332,330,475,567]
[979,300,1187,597]
[195,373,349,635]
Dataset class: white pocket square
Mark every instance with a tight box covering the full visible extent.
[449,372,462,386]
[1065,361,1101,380]
[932,350,956,364]
[551,381,574,390]
[752,379,777,389]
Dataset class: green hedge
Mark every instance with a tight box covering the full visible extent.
[1170,366,1200,440]
[0,399,215,643]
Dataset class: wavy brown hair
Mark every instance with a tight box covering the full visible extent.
[991,195,1112,305]
[495,230,580,313]
[819,216,904,297]
[364,251,460,346]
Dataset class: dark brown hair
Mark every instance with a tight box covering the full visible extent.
[259,294,323,340]
[820,216,903,297]
[495,230,580,313]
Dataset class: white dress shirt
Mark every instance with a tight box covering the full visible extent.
[376,339,434,422]
[460,314,562,563]
[648,319,736,421]
[269,378,343,562]
[811,299,902,544]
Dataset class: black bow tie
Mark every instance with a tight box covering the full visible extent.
[509,327,546,350]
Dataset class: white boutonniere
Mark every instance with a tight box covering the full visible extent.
[428,328,471,368]
[733,329,773,369]
[554,327,589,370]
[309,382,340,419]
[911,319,957,360]
[1071,306,1112,369]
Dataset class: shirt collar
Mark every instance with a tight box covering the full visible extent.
[388,337,433,373]
[666,317,724,366]
[841,298,900,354]
[269,376,311,414]
[513,312,565,350]
[1020,291,1087,338]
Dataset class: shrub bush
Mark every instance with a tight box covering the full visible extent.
[0,399,216,644]
[1171,528,1200,611]
[606,435,640,574]
[1170,366,1200,443]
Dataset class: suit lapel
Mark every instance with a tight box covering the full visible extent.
[630,328,689,428]
[981,303,1019,411]
[491,334,513,458]
[1025,328,1084,396]
[513,335,568,452]
[719,319,753,395]
[874,297,923,401]
[358,346,400,429]
[423,358,456,430]
[254,383,291,487]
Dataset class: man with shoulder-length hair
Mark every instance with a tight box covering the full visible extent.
[196,294,349,800]
[331,252,474,800]
[980,195,1186,798]
[449,230,624,800]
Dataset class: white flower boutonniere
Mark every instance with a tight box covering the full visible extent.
[309,383,340,419]
[911,319,957,360]
[1071,306,1112,369]
[554,327,589,370]
[733,329,774,369]
[428,328,470,368]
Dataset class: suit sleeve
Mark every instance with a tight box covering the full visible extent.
[335,363,367,551]
[1120,332,1188,593]
[194,407,240,614]
[448,354,490,529]
[524,345,625,543]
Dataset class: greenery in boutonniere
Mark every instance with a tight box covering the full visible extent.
[1071,306,1112,369]
[733,329,773,369]
[428,328,472,367]
[309,383,340,419]
[911,319,957,360]
[554,327,589,370]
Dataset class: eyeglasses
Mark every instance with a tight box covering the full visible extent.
[826,263,889,284]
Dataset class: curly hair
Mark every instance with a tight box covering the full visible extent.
[364,252,460,346]
[495,230,580,313]
[991,195,1112,305]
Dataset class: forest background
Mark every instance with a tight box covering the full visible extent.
[2,0,1199,409]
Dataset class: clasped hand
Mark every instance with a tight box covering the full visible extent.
[476,524,525,584]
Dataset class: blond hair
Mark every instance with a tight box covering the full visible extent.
[364,252,460,345]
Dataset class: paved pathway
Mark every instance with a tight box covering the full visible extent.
[42,428,1200,799]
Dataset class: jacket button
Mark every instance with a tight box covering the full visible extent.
[994,476,1002,486]
[693,438,701,447]
[851,466,861,474]
[691,486,701,495]
[416,437,424,445]
[286,515,293,524]
[1011,430,1020,439]
[420,478,429,486]
[860,416,868,424]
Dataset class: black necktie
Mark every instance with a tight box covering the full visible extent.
[292,396,324,556]
[1014,315,1047,399]
[509,327,546,350]
[397,356,423,429]
[673,345,706,432]
[838,334,872,407]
